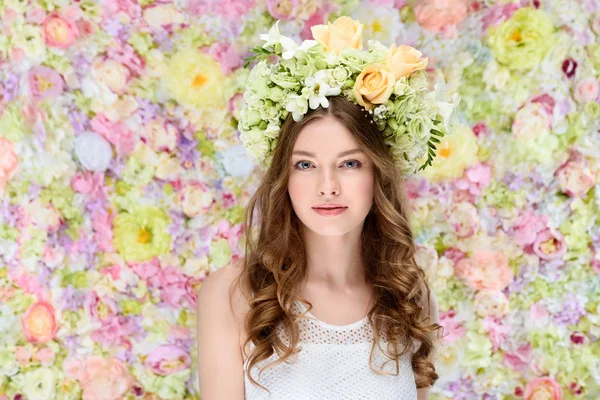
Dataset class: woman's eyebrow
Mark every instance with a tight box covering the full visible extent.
[292,148,364,157]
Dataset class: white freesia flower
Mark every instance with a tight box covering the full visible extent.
[305,70,341,110]
[285,94,309,121]
[259,20,296,51]
[282,39,318,60]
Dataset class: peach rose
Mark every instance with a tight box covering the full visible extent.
[524,377,562,400]
[385,44,428,79]
[353,64,395,111]
[22,301,58,344]
[574,77,599,104]
[42,12,79,48]
[414,0,468,39]
[93,58,130,94]
[555,159,597,197]
[80,356,132,400]
[311,16,364,54]
[454,250,514,291]
[0,137,18,195]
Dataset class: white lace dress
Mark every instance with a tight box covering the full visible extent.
[243,300,418,399]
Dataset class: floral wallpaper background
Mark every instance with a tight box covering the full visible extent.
[0,0,599,399]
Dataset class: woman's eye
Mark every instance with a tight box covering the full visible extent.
[295,161,312,170]
[343,160,362,169]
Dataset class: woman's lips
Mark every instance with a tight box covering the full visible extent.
[312,207,348,216]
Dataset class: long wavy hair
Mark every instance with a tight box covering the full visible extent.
[233,96,443,393]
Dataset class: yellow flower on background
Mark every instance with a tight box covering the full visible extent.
[165,49,226,110]
[113,205,172,262]
[419,124,479,181]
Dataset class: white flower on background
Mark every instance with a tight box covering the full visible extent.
[74,131,113,172]
[222,144,255,178]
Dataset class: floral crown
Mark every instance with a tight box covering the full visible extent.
[238,16,460,175]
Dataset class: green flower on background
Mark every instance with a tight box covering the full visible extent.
[487,7,555,70]
[113,205,172,262]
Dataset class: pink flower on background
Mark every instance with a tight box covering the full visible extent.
[188,0,255,19]
[530,301,549,322]
[454,163,492,196]
[25,7,47,24]
[85,291,118,321]
[15,346,32,366]
[524,377,563,400]
[91,208,115,253]
[414,0,469,38]
[454,250,514,291]
[107,42,145,76]
[592,249,600,275]
[64,355,132,400]
[131,257,161,280]
[503,343,533,374]
[36,347,56,366]
[266,0,300,20]
[103,0,142,20]
[90,315,137,347]
[205,42,242,75]
[144,345,191,376]
[443,247,467,265]
[90,113,136,156]
[439,308,466,344]
[9,267,45,298]
[483,317,510,351]
[22,301,58,344]
[71,171,106,200]
[471,121,490,138]
[42,12,79,48]
[530,93,556,115]
[512,210,549,247]
[299,2,341,40]
[482,2,519,31]
[532,228,567,260]
[0,138,18,194]
[28,66,64,102]
[555,158,597,198]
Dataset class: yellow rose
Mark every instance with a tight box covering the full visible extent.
[353,64,395,111]
[385,44,428,79]
[311,16,364,54]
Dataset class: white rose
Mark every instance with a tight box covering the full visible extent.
[93,58,130,94]
[23,199,62,233]
[473,290,509,318]
[155,153,181,180]
[74,131,113,172]
[512,102,550,141]
[446,202,479,238]
[143,4,184,28]
[222,144,255,178]
[22,367,57,400]
[143,117,178,152]
[180,184,215,218]
[434,338,466,386]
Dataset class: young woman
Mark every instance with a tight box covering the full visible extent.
[198,96,443,400]
[198,16,452,400]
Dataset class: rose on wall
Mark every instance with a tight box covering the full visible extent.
[0,0,599,399]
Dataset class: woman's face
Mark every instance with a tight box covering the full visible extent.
[287,115,375,237]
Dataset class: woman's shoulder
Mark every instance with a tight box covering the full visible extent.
[198,258,251,329]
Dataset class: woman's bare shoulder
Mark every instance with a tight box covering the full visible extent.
[198,259,251,325]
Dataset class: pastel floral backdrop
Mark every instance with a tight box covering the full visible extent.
[0,0,599,399]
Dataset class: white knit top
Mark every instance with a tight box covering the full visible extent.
[243,300,418,399]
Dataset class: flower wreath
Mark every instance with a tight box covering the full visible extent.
[238,16,460,175]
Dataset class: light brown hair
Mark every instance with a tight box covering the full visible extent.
[233,96,443,393]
